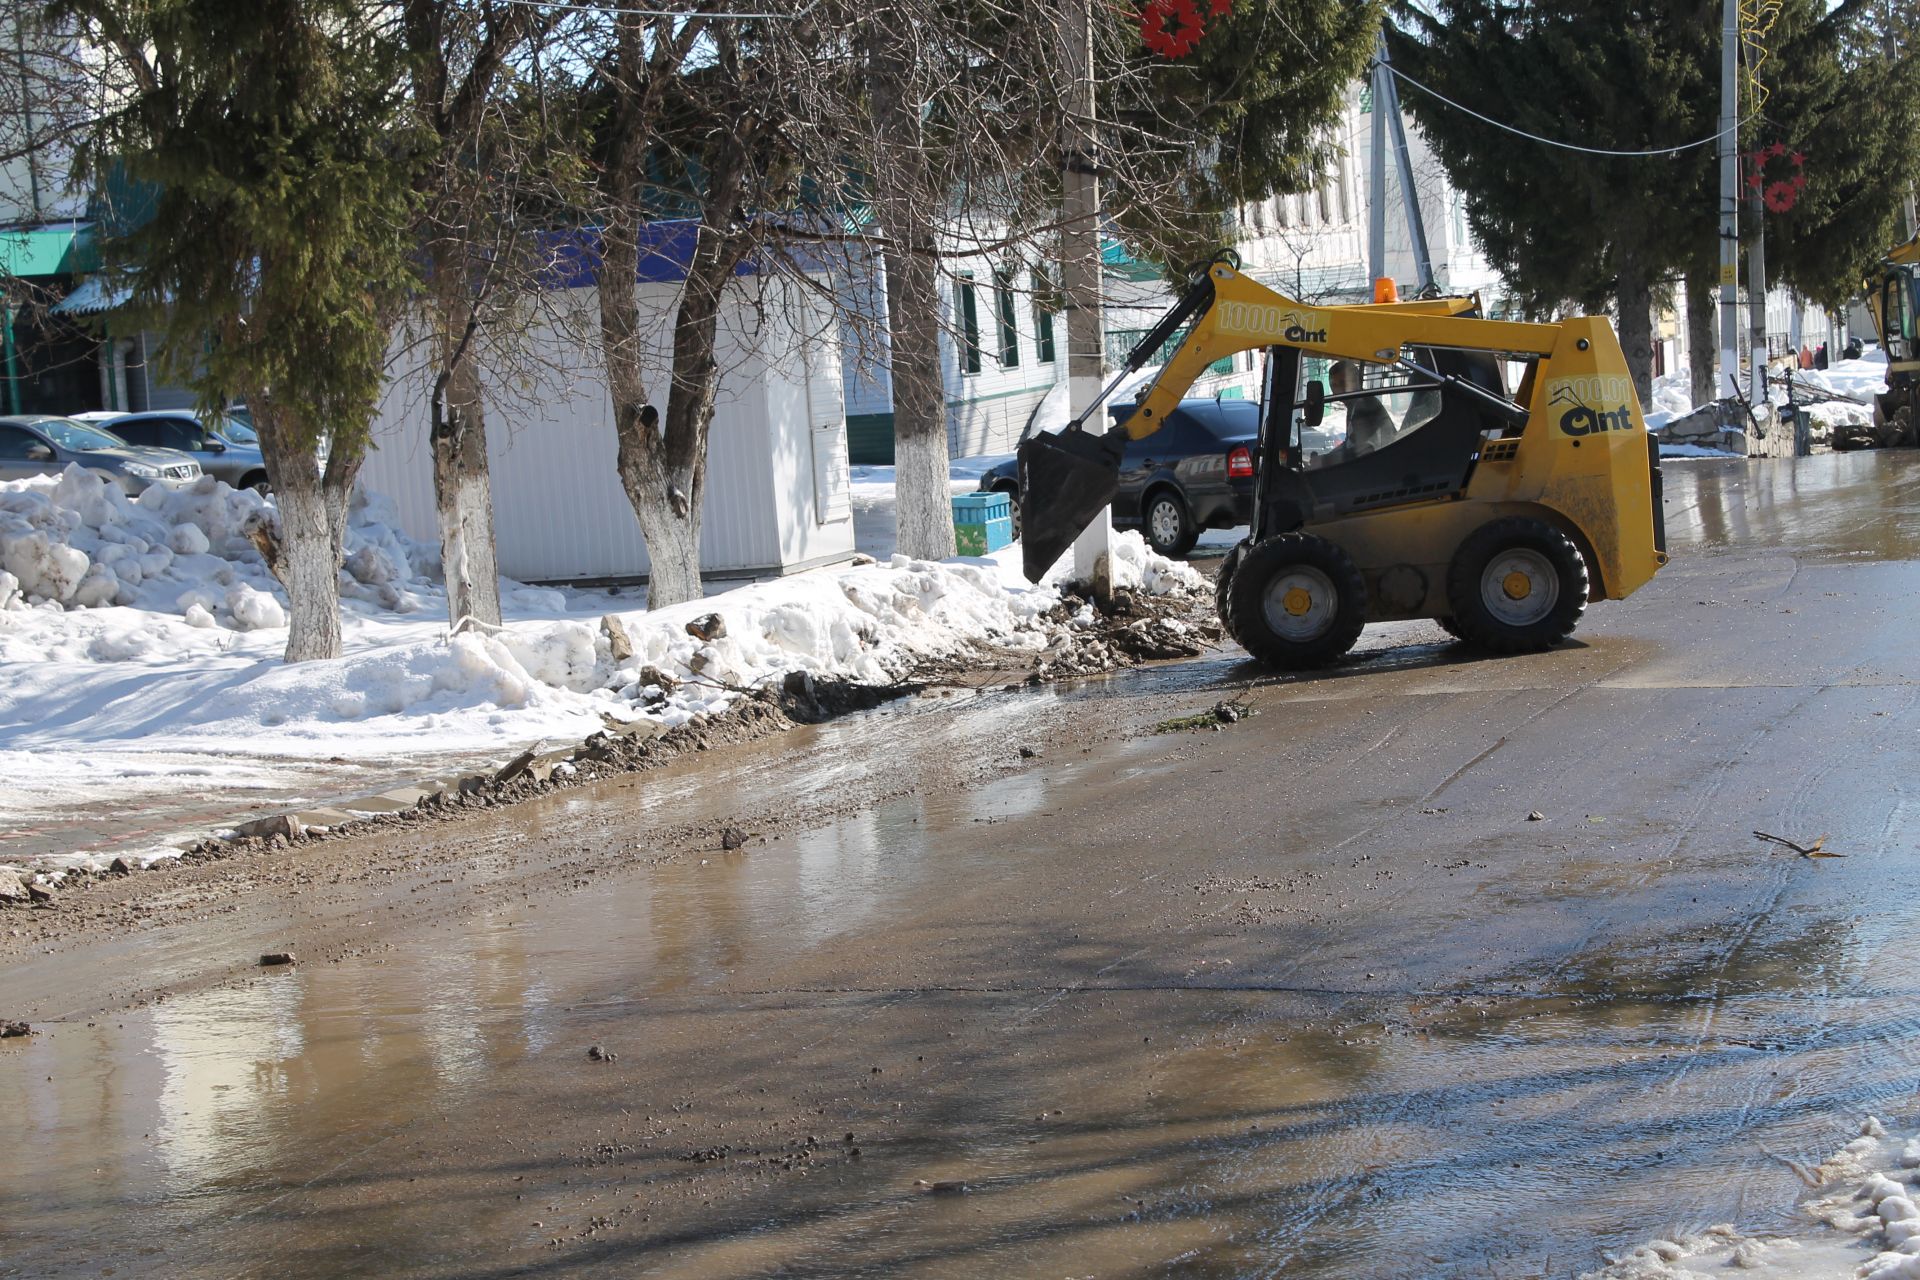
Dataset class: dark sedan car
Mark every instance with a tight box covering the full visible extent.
[981,398,1258,557]
[74,411,270,492]
[0,415,201,494]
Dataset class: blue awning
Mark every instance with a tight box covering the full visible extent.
[51,276,133,315]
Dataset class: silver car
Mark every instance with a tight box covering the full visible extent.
[74,410,270,492]
[0,415,201,495]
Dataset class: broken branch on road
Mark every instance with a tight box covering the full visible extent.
[1753,830,1845,858]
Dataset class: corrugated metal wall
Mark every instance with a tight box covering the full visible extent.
[363,281,851,584]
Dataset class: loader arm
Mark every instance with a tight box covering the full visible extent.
[1018,260,1563,581]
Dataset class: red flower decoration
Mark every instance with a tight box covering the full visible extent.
[1765,180,1797,213]
[1209,0,1231,15]
[1747,172,1765,190]
[1140,0,1206,57]
[1769,141,1788,159]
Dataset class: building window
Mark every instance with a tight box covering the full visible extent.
[993,268,1020,367]
[1033,271,1056,364]
[957,274,981,375]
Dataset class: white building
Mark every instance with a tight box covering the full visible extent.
[841,233,1068,464]
[361,234,855,585]
[1235,83,1501,309]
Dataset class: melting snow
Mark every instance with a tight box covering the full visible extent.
[0,466,1200,864]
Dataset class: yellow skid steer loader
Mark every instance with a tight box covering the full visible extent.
[1018,257,1668,669]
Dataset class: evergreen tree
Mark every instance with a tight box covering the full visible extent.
[1388,1,1719,404]
[1112,0,1386,268]
[1391,1,1920,402]
[57,0,416,661]
[1752,1,1920,310]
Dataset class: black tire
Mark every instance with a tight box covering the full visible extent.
[1142,486,1198,558]
[242,471,271,494]
[1214,537,1250,648]
[1444,516,1588,653]
[1435,615,1465,641]
[1224,532,1367,669]
[994,482,1020,538]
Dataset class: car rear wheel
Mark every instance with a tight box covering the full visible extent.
[241,471,271,494]
[1223,532,1367,669]
[1444,516,1588,653]
[994,482,1020,538]
[1142,488,1197,558]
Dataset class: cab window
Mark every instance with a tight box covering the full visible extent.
[1306,360,1445,469]
[1884,275,1913,357]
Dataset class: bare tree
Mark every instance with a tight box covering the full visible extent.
[398,0,562,632]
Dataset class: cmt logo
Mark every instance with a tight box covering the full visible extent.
[1547,375,1637,436]
[1215,302,1330,345]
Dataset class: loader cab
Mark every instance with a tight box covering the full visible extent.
[1870,263,1920,366]
[1866,266,1912,362]
[1252,341,1513,541]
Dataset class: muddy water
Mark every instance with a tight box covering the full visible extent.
[7,453,1920,1278]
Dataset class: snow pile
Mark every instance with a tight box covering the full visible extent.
[1580,1117,1920,1280]
[1795,349,1891,406]
[0,463,1203,860]
[0,465,435,630]
[1648,369,1697,424]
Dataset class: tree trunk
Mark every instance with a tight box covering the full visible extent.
[885,240,953,561]
[600,209,734,610]
[621,225,733,608]
[868,32,955,562]
[1616,248,1655,410]
[1687,268,1717,407]
[251,396,344,662]
[429,269,502,631]
[322,442,363,559]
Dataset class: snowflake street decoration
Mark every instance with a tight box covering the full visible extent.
[1744,141,1807,214]
[1140,0,1228,58]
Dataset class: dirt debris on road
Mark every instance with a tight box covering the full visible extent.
[0,574,1225,969]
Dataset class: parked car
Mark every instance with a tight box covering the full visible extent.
[980,397,1260,557]
[73,410,269,492]
[0,415,201,495]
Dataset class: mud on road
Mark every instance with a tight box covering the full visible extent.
[7,455,1920,1280]
[0,578,1225,1005]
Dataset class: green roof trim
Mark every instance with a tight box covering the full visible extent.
[1100,238,1164,283]
[0,224,98,279]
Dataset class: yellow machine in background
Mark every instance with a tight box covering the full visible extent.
[1862,234,1920,441]
[1018,257,1668,669]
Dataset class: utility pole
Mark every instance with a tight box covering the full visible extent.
[1717,0,1742,399]
[1061,0,1110,586]
[1748,183,1769,413]
[1367,33,1433,293]
[1368,38,1389,284]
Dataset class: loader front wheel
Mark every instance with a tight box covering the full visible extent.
[1214,538,1249,646]
[1445,517,1588,654]
[1225,533,1367,669]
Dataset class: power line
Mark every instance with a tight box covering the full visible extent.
[489,0,815,19]
[1379,61,1737,158]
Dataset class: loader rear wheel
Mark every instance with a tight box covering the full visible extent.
[1445,517,1588,654]
[1225,533,1367,669]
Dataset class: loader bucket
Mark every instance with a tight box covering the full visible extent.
[1017,427,1126,583]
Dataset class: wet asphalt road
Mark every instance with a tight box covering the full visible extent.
[6,454,1920,1279]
